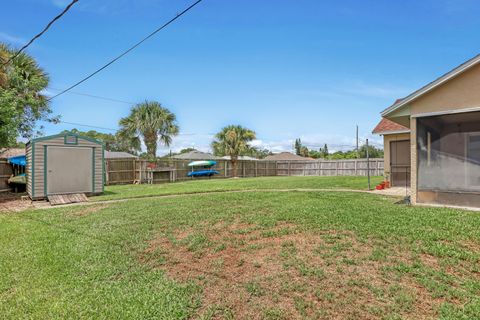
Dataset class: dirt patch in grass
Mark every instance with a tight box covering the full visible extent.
[0,198,33,213]
[141,222,450,319]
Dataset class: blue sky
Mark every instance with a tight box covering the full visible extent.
[2,0,480,154]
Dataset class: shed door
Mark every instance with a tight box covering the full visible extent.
[390,140,411,187]
[47,146,93,194]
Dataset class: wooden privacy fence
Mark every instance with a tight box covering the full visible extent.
[105,158,383,185]
[0,158,13,192]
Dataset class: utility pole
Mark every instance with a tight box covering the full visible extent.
[356,125,359,158]
[366,138,371,190]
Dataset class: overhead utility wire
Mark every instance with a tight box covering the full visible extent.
[48,0,204,101]
[2,0,79,66]
[50,120,204,136]
[47,87,135,105]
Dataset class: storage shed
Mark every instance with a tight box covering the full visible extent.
[26,133,104,200]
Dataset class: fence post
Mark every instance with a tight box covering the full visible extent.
[132,159,136,183]
[288,161,291,176]
[354,160,357,176]
[243,161,246,177]
[255,161,257,177]
[336,162,338,176]
[366,139,371,190]
[105,159,109,185]
[225,161,228,177]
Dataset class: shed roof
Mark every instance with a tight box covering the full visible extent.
[105,151,138,159]
[372,118,410,135]
[172,150,221,160]
[28,132,102,145]
[264,152,313,161]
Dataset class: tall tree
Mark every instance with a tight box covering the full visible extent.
[0,43,57,147]
[0,48,8,88]
[320,143,329,158]
[118,101,179,159]
[294,138,302,155]
[300,146,310,157]
[212,125,256,177]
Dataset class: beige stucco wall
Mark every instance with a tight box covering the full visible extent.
[382,133,410,181]
[409,62,480,116]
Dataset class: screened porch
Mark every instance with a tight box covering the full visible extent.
[417,111,480,207]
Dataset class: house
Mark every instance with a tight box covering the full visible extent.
[104,151,138,159]
[374,54,480,208]
[264,152,313,161]
[171,150,221,160]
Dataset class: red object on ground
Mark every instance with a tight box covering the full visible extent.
[147,162,156,169]
[376,184,384,190]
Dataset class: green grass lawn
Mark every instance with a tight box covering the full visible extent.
[1,178,479,319]
[96,175,383,201]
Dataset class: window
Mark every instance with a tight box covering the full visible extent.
[64,135,78,145]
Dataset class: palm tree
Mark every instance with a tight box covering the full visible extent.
[118,101,179,159]
[212,125,256,177]
[0,42,52,146]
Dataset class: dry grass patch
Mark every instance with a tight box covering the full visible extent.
[141,221,445,319]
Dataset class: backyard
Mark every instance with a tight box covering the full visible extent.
[1,176,479,319]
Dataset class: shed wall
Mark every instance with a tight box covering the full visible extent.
[26,143,32,197]
[28,135,103,199]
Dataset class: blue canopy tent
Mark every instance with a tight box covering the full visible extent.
[7,155,27,189]
[8,155,26,167]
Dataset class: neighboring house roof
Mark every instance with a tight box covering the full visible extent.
[264,152,313,161]
[372,118,410,135]
[0,148,25,158]
[221,155,258,161]
[104,151,138,159]
[172,151,221,160]
[381,54,480,117]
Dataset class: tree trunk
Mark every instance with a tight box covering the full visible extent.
[144,132,158,159]
[231,158,238,178]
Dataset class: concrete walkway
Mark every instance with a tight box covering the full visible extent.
[371,187,410,198]
[22,187,403,211]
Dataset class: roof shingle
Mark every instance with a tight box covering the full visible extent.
[372,118,410,134]
[264,152,313,161]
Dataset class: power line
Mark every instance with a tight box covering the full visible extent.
[47,87,135,105]
[48,120,210,136]
[48,0,204,101]
[57,121,117,132]
[2,0,79,66]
